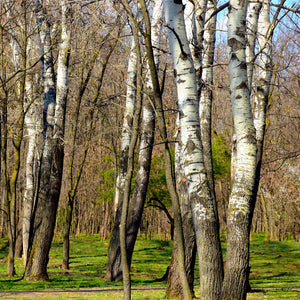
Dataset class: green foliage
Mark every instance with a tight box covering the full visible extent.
[97,155,115,204]
[211,133,231,178]
[147,154,171,208]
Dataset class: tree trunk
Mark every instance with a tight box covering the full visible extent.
[119,8,143,298]
[25,0,71,281]
[105,7,142,281]
[164,1,223,298]
[199,0,217,202]
[250,0,273,230]
[246,0,262,89]
[107,0,161,279]
[166,136,196,299]
[221,0,257,298]
[126,96,155,265]
[23,33,43,266]
[141,0,193,298]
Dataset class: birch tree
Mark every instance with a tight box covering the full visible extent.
[221,0,257,297]
[24,0,71,280]
[105,5,143,282]
[139,0,193,298]
[22,14,43,266]
[250,0,273,233]
[126,0,162,269]
[164,1,223,298]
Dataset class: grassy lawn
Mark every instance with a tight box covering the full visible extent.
[0,233,299,299]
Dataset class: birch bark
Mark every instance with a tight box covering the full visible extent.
[199,0,217,209]
[105,6,143,282]
[23,36,43,266]
[250,0,273,230]
[164,1,223,298]
[140,0,193,297]
[25,0,71,280]
[221,0,257,298]
[246,0,262,89]
[126,0,162,269]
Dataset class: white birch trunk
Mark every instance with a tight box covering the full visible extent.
[106,6,143,282]
[253,0,272,146]
[23,38,43,266]
[124,0,162,272]
[164,1,223,298]
[222,0,257,297]
[25,0,71,280]
[199,0,217,210]
[250,0,273,223]
[114,8,143,214]
[246,0,262,89]
[184,0,208,97]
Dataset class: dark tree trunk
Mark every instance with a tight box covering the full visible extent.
[62,196,73,269]
[105,202,123,281]
[126,96,155,266]
[166,137,196,299]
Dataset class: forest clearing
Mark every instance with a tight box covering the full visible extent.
[0,0,299,299]
[0,234,299,299]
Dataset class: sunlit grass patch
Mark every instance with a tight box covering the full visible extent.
[0,233,299,299]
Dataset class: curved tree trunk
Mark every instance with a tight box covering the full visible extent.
[250,0,272,231]
[141,0,193,298]
[105,7,142,281]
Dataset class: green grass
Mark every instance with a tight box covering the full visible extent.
[0,233,299,299]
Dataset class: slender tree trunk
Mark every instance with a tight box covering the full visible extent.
[164,1,223,299]
[250,0,273,231]
[109,0,162,278]
[246,0,262,90]
[140,0,192,298]
[199,0,217,210]
[105,7,142,281]
[120,11,143,298]
[221,0,257,298]
[23,33,43,266]
[126,97,155,265]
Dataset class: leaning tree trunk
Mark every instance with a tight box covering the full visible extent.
[105,7,142,281]
[221,0,257,298]
[140,0,192,298]
[164,1,223,299]
[108,0,161,279]
[24,0,71,281]
[250,0,273,232]
[119,7,144,296]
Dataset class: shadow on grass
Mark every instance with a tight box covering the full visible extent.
[0,239,8,259]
